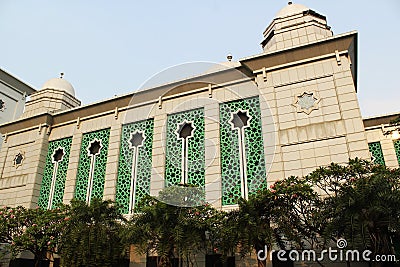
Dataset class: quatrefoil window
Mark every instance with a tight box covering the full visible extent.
[293,92,320,115]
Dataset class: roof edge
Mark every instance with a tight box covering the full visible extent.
[0,68,36,95]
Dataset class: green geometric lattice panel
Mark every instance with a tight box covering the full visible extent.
[368,142,385,166]
[165,108,205,187]
[393,140,400,165]
[75,128,110,202]
[116,119,154,213]
[219,96,266,206]
[38,137,72,209]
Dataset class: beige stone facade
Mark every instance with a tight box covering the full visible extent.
[363,113,400,169]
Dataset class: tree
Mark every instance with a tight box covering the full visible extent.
[11,207,66,267]
[0,206,26,262]
[227,177,322,267]
[203,207,236,261]
[0,206,66,267]
[58,198,127,267]
[308,159,400,266]
[229,190,275,267]
[231,159,400,266]
[125,186,218,267]
[270,176,323,250]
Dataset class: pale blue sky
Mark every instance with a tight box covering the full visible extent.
[0,1,399,117]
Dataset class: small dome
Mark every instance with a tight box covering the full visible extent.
[275,2,309,18]
[41,77,75,96]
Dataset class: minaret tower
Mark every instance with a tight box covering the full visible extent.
[261,2,333,52]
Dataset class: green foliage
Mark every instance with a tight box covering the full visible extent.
[0,206,66,266]
[58,198,126,267]
[310,159,400,256]
[225,176,321,266]
[269,176,322,250]
[1,159,399,266]
[219,159,400,264]
[125,188,220,267]
[0,206,26,260]
[12,208,66,260]
[0,206,26,244]
[156,184,205,207]
[231,189,275,259]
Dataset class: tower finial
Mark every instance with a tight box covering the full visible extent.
[60,72,64,79]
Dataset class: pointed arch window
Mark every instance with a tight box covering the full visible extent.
[127,130,145,214]
[176,121,196,185]
[86,139,102,205]
[47,147,65,209]
[229,110,251,200]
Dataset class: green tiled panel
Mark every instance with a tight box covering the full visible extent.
[219,96,266,206]
[393,140,400,165]
[116,119,154,213]
[75,128,110,201]
[165,108,205,187]
[38,137,72,209]
[368,142,385,166]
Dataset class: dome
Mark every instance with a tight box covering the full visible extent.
[275,2,309,18]
[41,77,75,96]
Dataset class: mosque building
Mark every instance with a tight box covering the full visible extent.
[0,3,399,263]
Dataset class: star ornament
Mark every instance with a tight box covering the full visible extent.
[176,121,196,140]
[13,152,25,168]
[128,131,146,149]
[229,110,251,130]
[52,147,65,163]
[87,139,102,157]
[293,92,320,115]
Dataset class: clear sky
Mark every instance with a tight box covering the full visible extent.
[0,1,399,117]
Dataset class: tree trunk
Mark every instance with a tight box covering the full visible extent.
[34,256,39,267]
[257,259,266,267]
